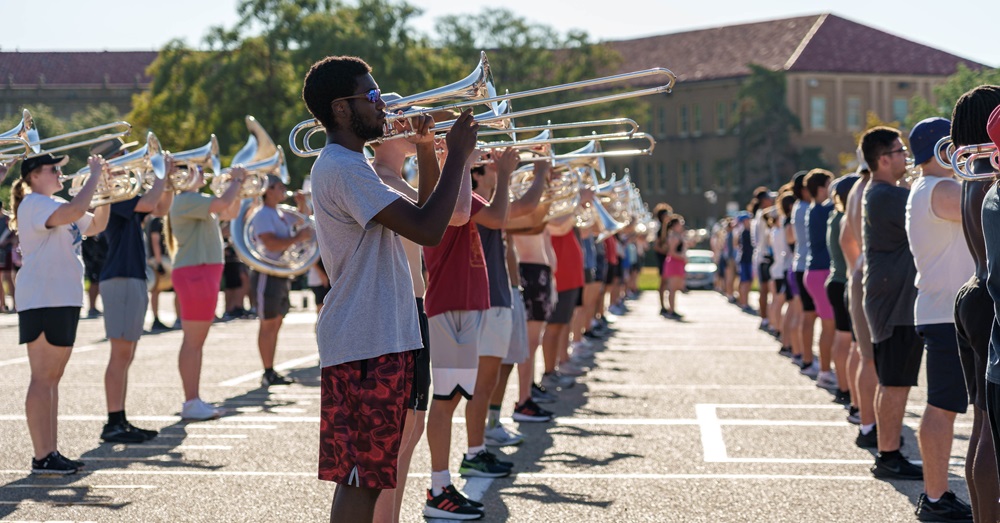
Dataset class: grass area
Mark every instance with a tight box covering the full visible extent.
[637,266,660,291]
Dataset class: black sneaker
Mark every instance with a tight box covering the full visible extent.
[101,421,147,443]
[483,450,513,469]
[833,390,851,406]
[855,425,904,449]
[422,487,484,520]
[261,371,296,387]
[778,346,792,357]
[54,452,84,469]
[150,319,169,332]
[847,406,861,425]
[512,398,553,422]
[872,452,923,480]
[31,452,78,475]
[659,307,669,317]
[125,421,158,441]
[443,485,484,508]
[915,491,973,522]
[459,450,512,478]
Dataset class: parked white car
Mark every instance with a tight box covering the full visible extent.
[684,249,716,290]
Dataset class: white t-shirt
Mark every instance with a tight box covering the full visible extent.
[768,225,788,280]
[311,143,421,367]
[751,210,770,266]
[14,193,94,311]
[905,176,974,325]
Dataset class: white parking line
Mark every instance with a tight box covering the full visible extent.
[217,354,319,386]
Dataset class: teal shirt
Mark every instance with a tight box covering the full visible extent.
[826,210,848,284]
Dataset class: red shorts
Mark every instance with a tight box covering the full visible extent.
[318,350,414,489]
[662,256,686,278]
[172,264,223,321]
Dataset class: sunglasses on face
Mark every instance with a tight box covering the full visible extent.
[332,88,381,105]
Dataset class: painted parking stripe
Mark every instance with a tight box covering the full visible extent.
[217,354,319,386]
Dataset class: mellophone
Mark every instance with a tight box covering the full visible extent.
[0,50,675,275]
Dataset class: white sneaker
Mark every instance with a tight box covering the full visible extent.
[484,424,524,447]
[181,399,223,421]
[558,361,586,377]
[799,360,820,379]
[816,370,839,391]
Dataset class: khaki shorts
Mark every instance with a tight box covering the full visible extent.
[101,277,149,342]
[849,269,873,359]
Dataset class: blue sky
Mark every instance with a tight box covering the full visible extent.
[4,1,996,67]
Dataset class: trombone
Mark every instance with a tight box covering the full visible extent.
[289,50,675,156]
[0,109,39,165]
[949,142,998,181]
[0,109,131,158]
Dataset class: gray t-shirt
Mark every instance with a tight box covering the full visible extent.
[791,200,809,272]
[862,181,917,343]
[311,143,421,367]
[982,183,1000,383]
[477,224,511,308]
[251,205,297,261]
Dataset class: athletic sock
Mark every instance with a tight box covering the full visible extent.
[430,470,450,496]
[465,445,486,460]
[926,494,941,503]
[861,423,875,435]
[487,406,502,429]
[108,410,126,425]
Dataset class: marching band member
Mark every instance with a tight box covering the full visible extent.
[166,164,245,420]
[249,174,312,387]
[301,55,477,523]
[12,153,110,474]
[92,138,172,444]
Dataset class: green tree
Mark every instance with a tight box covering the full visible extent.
[907,63,1000,126]
[733,64,802,190]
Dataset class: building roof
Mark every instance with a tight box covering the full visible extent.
[606,13,984,84]
[0,51,158,87]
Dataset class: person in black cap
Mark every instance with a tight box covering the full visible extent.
[249,173,312,387]
[94,137,174,444]
[11,152,110,474]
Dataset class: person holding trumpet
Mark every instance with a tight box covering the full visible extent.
[165,163,245,420]
[301,55,479,523]
[12,152,110,474]
[92,137,173,443]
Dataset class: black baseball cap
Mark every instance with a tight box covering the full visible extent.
[20,153,68,178]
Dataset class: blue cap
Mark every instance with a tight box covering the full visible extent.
[909,117,951,166]
[736,211,752,221]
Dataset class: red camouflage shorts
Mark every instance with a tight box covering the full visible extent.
[318,350,414,489]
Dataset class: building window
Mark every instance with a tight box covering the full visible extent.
[693,105,702,135]
[717,102,726,133]
[730,101,740,134]
[693,161,702,191]
[657,106,666,136]
[846,97,862,132]
[893,97,909,124]
[810,96,827,130]
[679,161,689,194]
[658,163,667,192]
[679,106,689,135]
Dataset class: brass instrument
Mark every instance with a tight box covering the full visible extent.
[0,109,39,165]
[289,51,675,156]
[228,116,320,278]
[0,108,131,158]
[63,132,165,207]
[950,142,998,181]
[159,135,221,192]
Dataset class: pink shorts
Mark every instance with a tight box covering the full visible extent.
[803,269,833,320]
[662,256,686,278]
[172,264,224,321]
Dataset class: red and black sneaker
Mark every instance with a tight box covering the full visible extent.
[422,487,484,520]
[512,398,553,422]
[443,485,484,508]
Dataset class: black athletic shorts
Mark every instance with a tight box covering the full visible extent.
[825,280,852,333]
[656,253,667,278]
[775,278,791,300]
[917,323,969,414]
[550,288,581,324]
[223,261,246,290]
[19,306,81,346]
[311,285,330,308]
[250,271,291,320]
[605,263,622,284]
[584,268,596,284]
[794,271,815,312]
[520,263,553,322]
[986,381,1000,478]
[758,262,772,284]
[872,325,923,387]
[411,298,431,411]
[955,276,991,411]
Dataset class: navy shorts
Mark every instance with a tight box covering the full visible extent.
[739,261,753,283]
[917,323,969,414]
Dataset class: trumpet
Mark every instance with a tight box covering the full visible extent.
[0,109,39,164]
[210,116,288,198]
[949,142,998,181]
[158,135,221,192]
[289,50,676,156]
[63,132,165,207]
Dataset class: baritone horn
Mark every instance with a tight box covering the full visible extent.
[159,135,221,192]
[63,131,166,207]
[950,142,998,181]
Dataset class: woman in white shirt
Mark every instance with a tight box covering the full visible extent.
[12,153,110,474]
